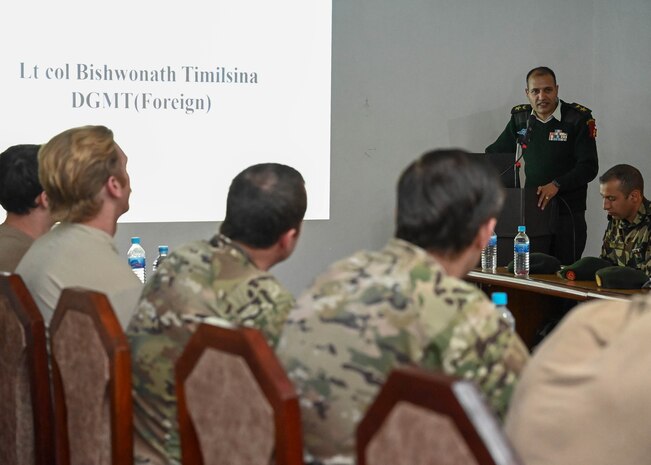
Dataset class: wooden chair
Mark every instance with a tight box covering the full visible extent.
[356,367,523,465]
[0,273,54,465]
[176,323,303,465]
[49,288,133,465]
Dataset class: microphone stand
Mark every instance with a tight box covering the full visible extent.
[516,114,535,227]
[516,141,525,227]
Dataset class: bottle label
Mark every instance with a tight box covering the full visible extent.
[129,257,146,269]
[514,243,529,253]
[488,236,497,246]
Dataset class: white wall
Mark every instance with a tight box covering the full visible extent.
[116,0,651,294]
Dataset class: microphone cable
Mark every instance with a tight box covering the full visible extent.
[498,152,525,179]
[555,195,577,264]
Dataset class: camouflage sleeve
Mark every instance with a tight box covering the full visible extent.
[422,298,529,420]
[600,221,620,266]
[232,275,295,348]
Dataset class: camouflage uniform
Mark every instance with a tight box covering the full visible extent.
[277,238,529,464]
[601,198,651,277]
[127,234,294,464]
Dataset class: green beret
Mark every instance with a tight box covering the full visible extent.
[507,253,561,274]
[558,257,612,281]
[595,266,649,289]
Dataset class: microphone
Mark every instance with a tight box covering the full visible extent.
[520,113,536,146]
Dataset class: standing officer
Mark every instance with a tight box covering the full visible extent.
[487,66,598,265]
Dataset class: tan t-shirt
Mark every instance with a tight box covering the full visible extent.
[0,223,33,272]
[16,222,142,328]
[505,294,651,465]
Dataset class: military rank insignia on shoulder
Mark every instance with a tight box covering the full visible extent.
[511,104,532,114]
[571,102,592,114]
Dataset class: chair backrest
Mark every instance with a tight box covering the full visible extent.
[356,367,522,465]
[49,287,133,465]
[0,273,54,465]
[176,323,303,465]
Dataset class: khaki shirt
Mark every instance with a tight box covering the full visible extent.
[506,294,651,465]
[16,222,142,327]
[0,223,33,272]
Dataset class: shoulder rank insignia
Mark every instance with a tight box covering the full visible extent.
[571,102,592,114]
[511,104,532,114]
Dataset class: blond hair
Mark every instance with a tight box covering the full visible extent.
[38,125,123,222]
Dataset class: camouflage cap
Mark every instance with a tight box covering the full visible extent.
[507,253,561,274]
[595,266,649,289]
[558,256,612,281]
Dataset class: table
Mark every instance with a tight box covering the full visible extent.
[465,268,644,350]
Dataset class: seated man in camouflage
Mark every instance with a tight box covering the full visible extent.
[127,163,307,464]
[599,164,650,277]
[277,149,529,465]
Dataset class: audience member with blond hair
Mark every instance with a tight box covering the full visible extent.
[17,125,142,327]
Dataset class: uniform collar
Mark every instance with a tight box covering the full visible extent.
[611,198,651,229]
[531,98,562,123]
[211,233,257,267]
[631,198,651,227]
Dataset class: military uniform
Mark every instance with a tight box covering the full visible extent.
[277,238,529,464]
[127,234,294,464]
[601,198,651,277]
[486,100,599,264]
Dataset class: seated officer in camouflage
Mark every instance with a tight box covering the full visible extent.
[599,164,650,277]
[277,149,529,465]
[127,163,307,464]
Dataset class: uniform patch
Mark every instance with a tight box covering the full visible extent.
[587,118,597,139]
[517,128,527,136]
[512,104,531,113]
[548,129,568,142]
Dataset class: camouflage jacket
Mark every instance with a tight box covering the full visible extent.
[277,238,529,463]
[601,198,651,277]
[127,234,294,464]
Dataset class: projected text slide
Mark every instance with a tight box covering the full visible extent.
[0,0,332,222]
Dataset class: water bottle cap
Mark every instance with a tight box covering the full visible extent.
[158,245,169,254]
[131,237,141,244]
[491,292,508,306]
[518,225,526,232]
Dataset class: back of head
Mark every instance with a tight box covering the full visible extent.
[396,149,504,255]
[39,125,121,223]
[220,163,307,248]
[599,164,644,196]
[0,144,42,215]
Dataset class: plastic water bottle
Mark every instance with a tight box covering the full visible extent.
[491,292,515,331]
[513,225,530,277]
[481,230,498,272]
[127,237,146,283]
[152,245,169,273]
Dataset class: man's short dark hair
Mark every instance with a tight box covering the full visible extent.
[0,144,43,215]
[599,164,644,196]
[526,66,557,86]
[220,163,307,248]
[395,149,505,255]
